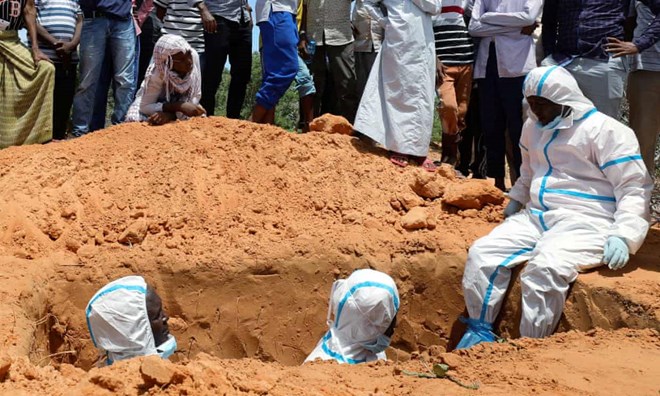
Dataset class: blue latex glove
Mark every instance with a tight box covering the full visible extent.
[503,199,523,218]
[602,236,630,270]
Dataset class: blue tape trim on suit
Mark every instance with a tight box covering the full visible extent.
[599,155,643,170]
[538,130,560,211]
[544,188,616,202]
[335,281,399,328]
[530,208,549,231]
[478,247,535,322]
[320,331,366,364]
[536,66,559,96]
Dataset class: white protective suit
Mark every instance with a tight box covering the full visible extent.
[461,66,653,343]
[86,275,177,365]
[353,0,442,157]
[305,269,400,364]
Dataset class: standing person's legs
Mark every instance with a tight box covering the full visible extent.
[479,45,507,189]
[226,18,253,119]
[355,51,377,101]
[439,66,460,165]
[90,47,112,132]
[627,70,660,176]
[498,75,525,183]
[201,16,231,116]
[565,57,627,119]
[519,215,609,338]
[293,54,316,131]
[72,17,109,136]
[458,84,486,178]
[252,12,298,123]
[310,45,328,117]
[459,211,540,349]
[52,62,77,140]
[326,43,359,123]
[107,18,137,124]
[138,16,155,87]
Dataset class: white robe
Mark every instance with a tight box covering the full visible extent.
[353,0,441,157]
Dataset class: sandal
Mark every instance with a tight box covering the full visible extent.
[420,158,438,173]
[390,153,409,168]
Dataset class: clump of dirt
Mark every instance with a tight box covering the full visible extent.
[0,117,657,395]
[309,114,353,135]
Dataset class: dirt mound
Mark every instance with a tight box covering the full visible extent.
[1,328,658,395]
[0,117,657,394]
[309,114,353,135]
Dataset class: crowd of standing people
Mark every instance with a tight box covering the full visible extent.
[0,0,658,181]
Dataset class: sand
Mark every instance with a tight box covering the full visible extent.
[0,117,657,395]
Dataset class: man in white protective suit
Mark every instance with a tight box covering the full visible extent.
[305,269,399,364]
[86,275,177,365]
[353,0,442,171]
[457,66,653,349]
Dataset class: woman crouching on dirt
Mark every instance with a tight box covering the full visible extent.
[125,34,206,126]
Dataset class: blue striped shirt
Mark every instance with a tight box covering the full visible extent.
[34,0,81,62]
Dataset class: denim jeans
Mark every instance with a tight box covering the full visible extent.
[72,16,136,136]
[90,36,140,132]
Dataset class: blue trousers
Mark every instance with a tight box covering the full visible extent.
[478,43,524,179]
[256,11,298,109]
[71,16,136,136]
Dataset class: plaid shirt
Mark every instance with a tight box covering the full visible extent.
[542,0,632,61]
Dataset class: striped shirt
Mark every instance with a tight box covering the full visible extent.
[0,0,26,31]
[33,0,81,62]
[630,0,660,72]
[154,0,204,53]
[432,2,474,65]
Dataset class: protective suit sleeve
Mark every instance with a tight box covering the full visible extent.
[594,119,653,254]
[508,121,534,205]
[468,0,521,37]
[363,0,387,29]
[479,0,543,27]
[410,0,442,15]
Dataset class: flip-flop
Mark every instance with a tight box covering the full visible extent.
[390,154,409,168]
[420,158,438,173]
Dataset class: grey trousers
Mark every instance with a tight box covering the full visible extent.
[628,70,660,176]
[310,42,359,123]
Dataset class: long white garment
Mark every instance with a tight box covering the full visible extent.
[353,0,441,157]
[86,276,177,365]
[462,66,652,339]
[305,269,400,364]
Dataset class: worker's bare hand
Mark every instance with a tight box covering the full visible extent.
[436,58,447,86]
[32,48,52,66]
[604,37,639,58]
[521,22,538,36]
[201,9,217,33]
[148,111,176,125]
[179,102,206,117]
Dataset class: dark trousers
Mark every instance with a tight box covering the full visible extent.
[201,15,252,118]
[457,84,486,178]
[310,43,359,123]
[53,62,77,140]
[478,43,524,179]
[137,14,160,88]
[355,51,377,101]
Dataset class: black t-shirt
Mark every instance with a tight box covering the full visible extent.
[0,0,26,31]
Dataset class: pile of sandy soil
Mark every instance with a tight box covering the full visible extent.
[0,117,657,395]
[1,328,658,395]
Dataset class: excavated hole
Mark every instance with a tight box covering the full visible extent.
[25,252,659,370]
